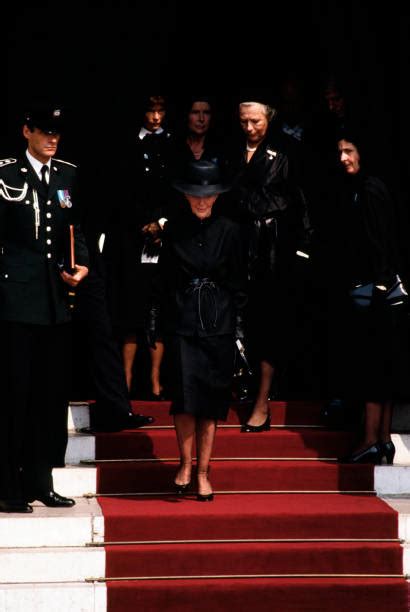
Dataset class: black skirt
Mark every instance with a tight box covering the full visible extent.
[168,334,235,421]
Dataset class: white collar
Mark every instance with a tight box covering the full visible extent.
[138,126,164,140]
[25,150,51,176]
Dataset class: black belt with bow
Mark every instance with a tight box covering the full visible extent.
[187,277,218,331]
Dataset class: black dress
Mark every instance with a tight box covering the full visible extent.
[154,208,246,420]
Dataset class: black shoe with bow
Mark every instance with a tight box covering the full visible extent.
[27,491,76,507]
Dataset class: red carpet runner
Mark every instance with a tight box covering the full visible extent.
[95,401,408,611]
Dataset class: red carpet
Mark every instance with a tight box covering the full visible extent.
[95,401,408,611]
[107,578,406,612]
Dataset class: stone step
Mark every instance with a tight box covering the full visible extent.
[68,402,90,432]
[375,466,410,496]
[65,432,95,464]
[0,547,104,583]
[53,465,97,497]
[0,498,103,548]
[384,497,410,543]
[0,582,106,612]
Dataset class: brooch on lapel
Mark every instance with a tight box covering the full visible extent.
[266,149,277,161]
[57,189,72,208]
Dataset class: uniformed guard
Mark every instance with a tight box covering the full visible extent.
[0,106,89,512]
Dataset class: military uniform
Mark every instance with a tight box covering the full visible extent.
[0,155,89,503]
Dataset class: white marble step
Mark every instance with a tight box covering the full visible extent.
[68,402,90,432]
[53,465,97,497]
[0,582,106,612]
[384,497,410,543]
[375,466,410,496]
[0,498,103,548]
[65,433,95,464]
[0,547,104,583]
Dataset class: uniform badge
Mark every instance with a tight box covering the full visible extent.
[57,189,72,208]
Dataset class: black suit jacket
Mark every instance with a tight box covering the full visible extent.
[0,155,89,324]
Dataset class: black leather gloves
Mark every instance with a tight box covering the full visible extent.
[146,305,160,349]
[235,312,245,341]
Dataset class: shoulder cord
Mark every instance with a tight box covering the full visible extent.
[0,180,28,201]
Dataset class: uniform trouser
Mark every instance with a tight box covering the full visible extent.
[73,266,131,426]
[0,321,71,501]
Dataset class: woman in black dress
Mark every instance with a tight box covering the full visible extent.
[104,95,174,398]
[148,160,246,500]
[330,129,409,464]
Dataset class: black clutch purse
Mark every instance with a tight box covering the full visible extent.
[349,282,374,308]
[350,275,408,308]
[385,275,409,306]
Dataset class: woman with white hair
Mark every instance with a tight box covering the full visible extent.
[224,92,313,430]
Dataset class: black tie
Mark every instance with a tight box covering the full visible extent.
[40,165,49,188]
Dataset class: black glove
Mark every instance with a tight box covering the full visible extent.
[146,305,160,349]
[235,312,245,341]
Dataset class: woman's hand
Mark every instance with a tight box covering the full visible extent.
[60,264,89,287]
[142,221,162,245]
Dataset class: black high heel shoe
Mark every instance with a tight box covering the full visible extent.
[379,440,396,465]
[173,464,192,494]
[241,413,271,433]
[338,443,382,465]
[197,470,214,501]
[174,481,191,495]
[197,492,214,502]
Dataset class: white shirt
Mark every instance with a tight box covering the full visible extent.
[26,150,51,183]
[138,126,164,140]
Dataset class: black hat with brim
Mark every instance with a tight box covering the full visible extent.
[173,160,231,197]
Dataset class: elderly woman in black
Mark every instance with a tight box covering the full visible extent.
[224,93,312,431]
[148,160,246,500]
[331,129,409,464]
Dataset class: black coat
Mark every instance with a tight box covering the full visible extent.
[223,137,313,281]
[0,156,89,325]
[154,209,247,337]
[219,136,314,367]
[327,173,403,291]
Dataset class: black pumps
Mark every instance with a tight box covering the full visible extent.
[379,440,396,465]
[338,443,382,465]
[241,413,271,433]
[197,492,214,502]
[339,440,396,465]
[174,481,191,495]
